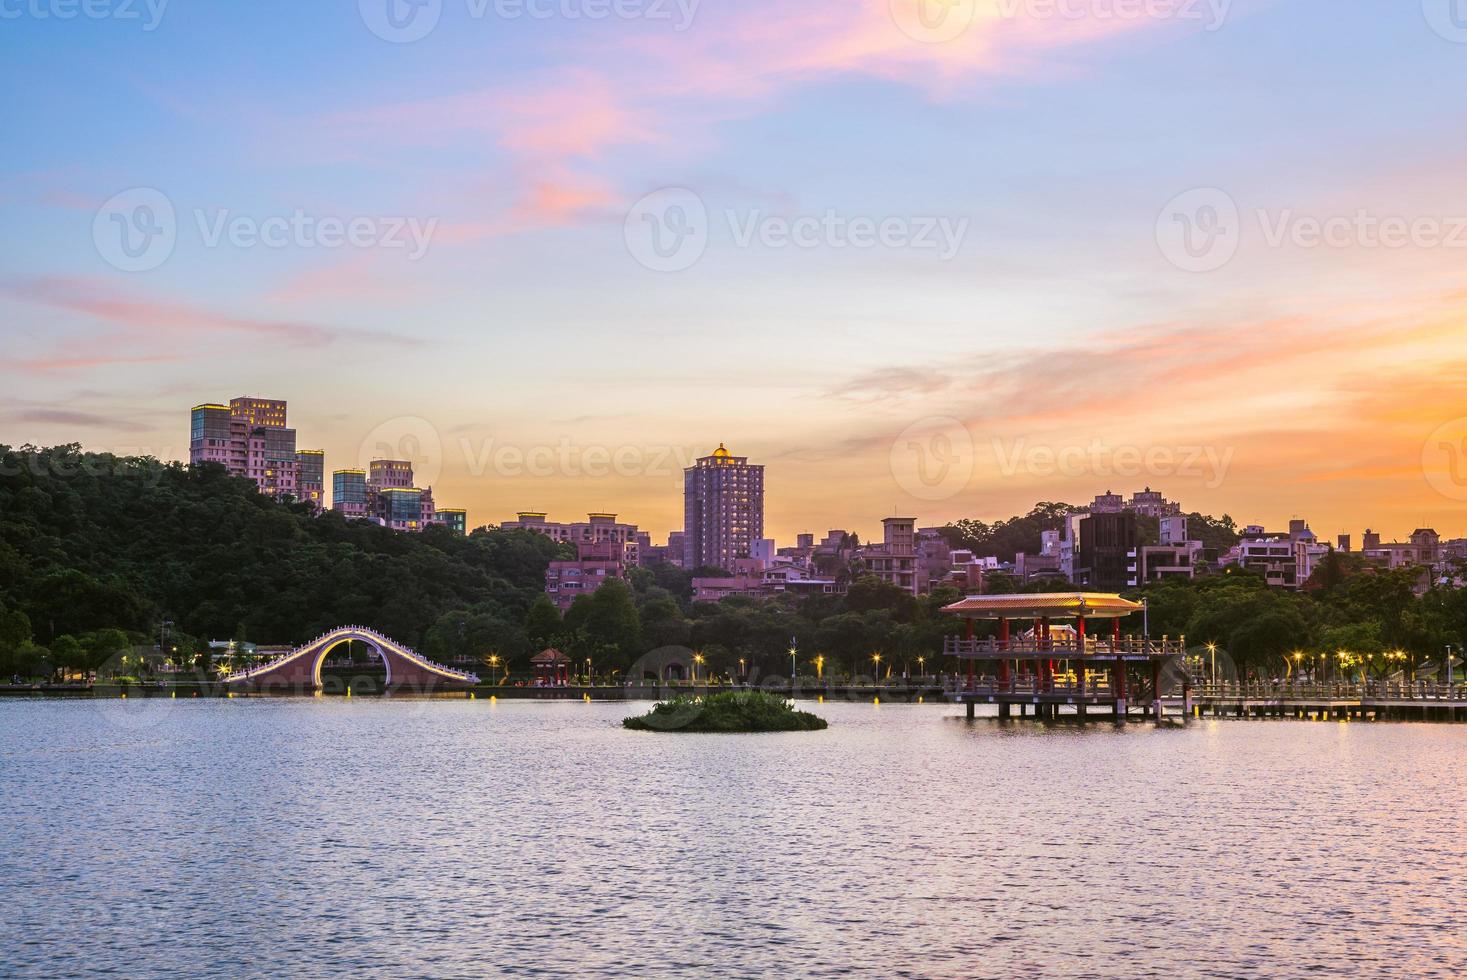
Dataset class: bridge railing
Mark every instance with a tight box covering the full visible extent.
[219,626,479,685]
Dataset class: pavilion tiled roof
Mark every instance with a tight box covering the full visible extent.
[530,648,571,664]
[942,593,1143,619]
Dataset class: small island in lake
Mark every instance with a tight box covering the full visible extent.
[623,691,829,733]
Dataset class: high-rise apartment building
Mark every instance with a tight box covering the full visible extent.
[682,444,764,570]
[330,458,464,534]
[189,397,308,503]
[332,469,369,518]
[296,450,325,512]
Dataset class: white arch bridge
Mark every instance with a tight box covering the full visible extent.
[220,626,479,693]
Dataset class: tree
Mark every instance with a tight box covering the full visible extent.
[524,594,564,652]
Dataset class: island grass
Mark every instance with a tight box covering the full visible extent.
[623,691,829,733]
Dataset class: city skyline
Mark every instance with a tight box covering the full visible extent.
[175,392,1463,549]
[4,4,1467,542]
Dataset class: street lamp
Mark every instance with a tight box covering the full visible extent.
[814,654,825,680]
[692,652,705,682]
[1206,642,1217,685]
[737,657,745,682]
[916,655,926,680]
[789,637,797,680]
[871,653,882,681]
[585,657,592,686]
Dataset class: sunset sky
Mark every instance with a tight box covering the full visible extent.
[4,0,1467,544]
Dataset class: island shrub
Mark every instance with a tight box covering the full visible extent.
[623,690,828,733]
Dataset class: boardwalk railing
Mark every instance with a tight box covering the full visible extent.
[944,636,1188,658]
[1191,681,1467,702]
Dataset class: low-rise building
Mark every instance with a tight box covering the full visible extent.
[545,541,630,611]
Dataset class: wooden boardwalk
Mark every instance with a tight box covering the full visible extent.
[1176,682,1467,722]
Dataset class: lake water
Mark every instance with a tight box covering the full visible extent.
[2,697,1465,978]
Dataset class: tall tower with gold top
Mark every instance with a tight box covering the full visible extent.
[682,443,765,570]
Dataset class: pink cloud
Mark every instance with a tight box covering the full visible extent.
[2,277,421,373]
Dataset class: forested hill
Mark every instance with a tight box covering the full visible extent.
[0,444,561,653]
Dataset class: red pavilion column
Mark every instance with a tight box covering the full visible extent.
[1076,616,1086,696]
[965,618,975,691]
[998,618,1011,688]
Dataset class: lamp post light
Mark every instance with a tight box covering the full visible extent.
[738,657,745,684]
[789,637,797,680]
[585,657,592,686]
[692,652,705,683]
[1206,642,1217,686]
[916,655,926,681]
[871,653,882,683]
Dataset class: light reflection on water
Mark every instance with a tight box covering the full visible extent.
[2,698,1465,978]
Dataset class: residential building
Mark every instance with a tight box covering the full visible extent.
[1232,525,1303,589]
[545,541,630,611]
[332,469,369,519]
[437,508,467,536]
[501,512,645,565]
[331,458,463,534]
[189,397,300,502]
[1360,527,1441,569]
[682,443,765,570]
[665,531,686,567]
[296,450,325,513]
[1075,511,1137,592]
[1128,487,1182,519]
[856,517,919,594]
[1128,515,1205,585]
